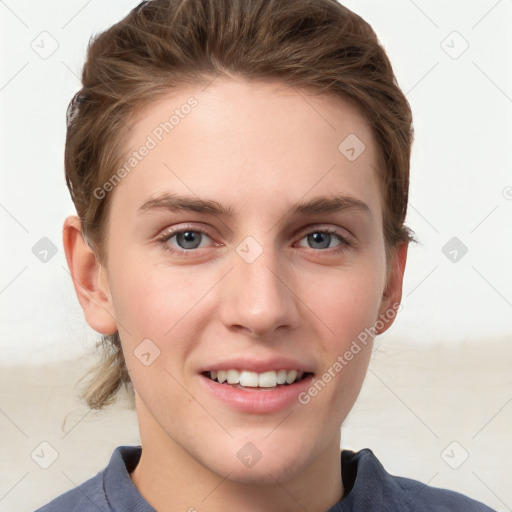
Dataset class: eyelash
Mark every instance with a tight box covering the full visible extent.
[295,228,351,253]
[156,225,351,257]
[156,226,217,257]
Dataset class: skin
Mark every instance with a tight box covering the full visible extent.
[63,77,407,512]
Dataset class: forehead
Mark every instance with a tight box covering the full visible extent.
[112,77,381,217]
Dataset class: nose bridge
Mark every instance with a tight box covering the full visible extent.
[221,236,299,336]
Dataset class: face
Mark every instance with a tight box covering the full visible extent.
[97,77,403,483]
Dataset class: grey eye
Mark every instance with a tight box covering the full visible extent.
[307,232,333,249]
[174,231,204,249]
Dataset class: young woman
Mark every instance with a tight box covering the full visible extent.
[36,0,495,510]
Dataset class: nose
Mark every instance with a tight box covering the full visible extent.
[218,242,301,338]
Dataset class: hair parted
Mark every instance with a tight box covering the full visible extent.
[65,0,414,409]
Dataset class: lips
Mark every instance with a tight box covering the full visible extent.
[198,357,315,413]
[199,356,313,375]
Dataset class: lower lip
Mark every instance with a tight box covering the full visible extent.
[199,373,314,414]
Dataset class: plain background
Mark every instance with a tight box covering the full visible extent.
[0,1,511,511]
[1,0,511,364]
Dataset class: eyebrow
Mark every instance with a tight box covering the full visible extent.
[137,193,371,218]
[292,195,371,217]
[138,194,234,216]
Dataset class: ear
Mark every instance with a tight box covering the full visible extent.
[62,215,118,335]
[375,242,408,335]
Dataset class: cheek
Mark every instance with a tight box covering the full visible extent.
[108,245,386,350]
[107,246,210,340]
[296,261,385,401]
[296,273,381,418]
[108,264,202,403]
[302,264,385,342]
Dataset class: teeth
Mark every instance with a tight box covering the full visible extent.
[258,371,277,388]
[286,370,298,384]
[208,369,306,387]
[240,371,259,387]
[226,369,239,384]
[276,369,288,385]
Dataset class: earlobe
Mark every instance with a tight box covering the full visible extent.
[376,242,408,335]
[62,215,118,335]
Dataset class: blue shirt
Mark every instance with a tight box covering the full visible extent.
[35,446,495,511]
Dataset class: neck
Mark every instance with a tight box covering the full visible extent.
[130,404,344,512]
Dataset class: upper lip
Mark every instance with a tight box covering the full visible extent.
[199,357,314,374]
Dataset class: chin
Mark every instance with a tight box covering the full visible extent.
[202,437,315,484]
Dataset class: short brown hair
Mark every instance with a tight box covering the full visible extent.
[66,0,414,409]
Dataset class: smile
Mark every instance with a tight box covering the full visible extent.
[205,369,309,388]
